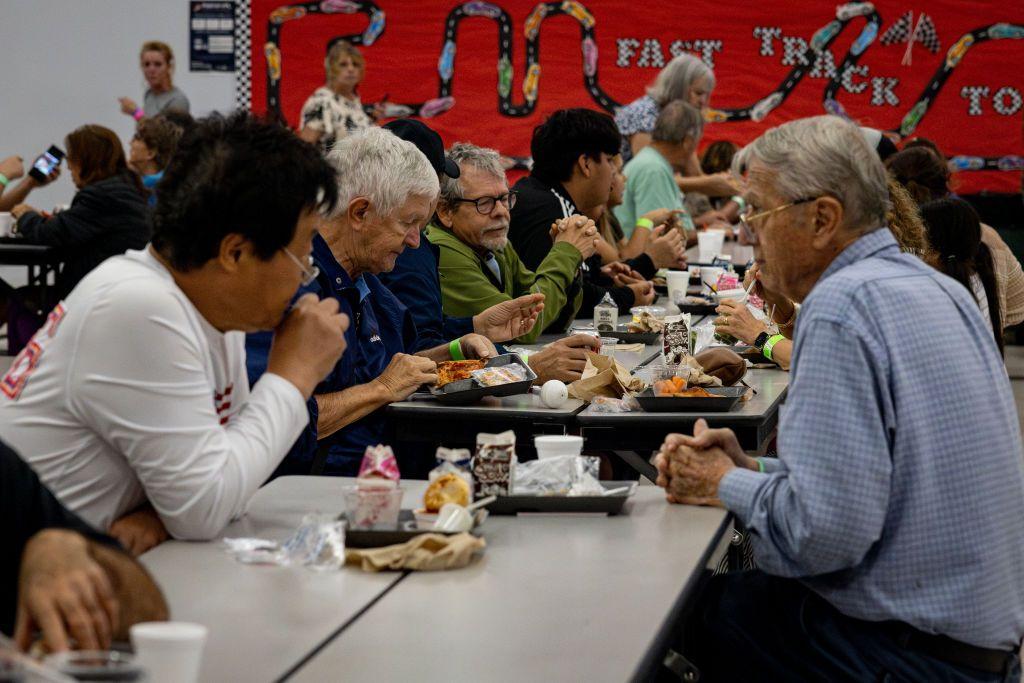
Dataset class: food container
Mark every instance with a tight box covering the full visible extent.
[430,353,536,405]
[634,385,746,412]
[629,305,667,323]
[343,485,403,530]
[485,481,637,515]
[598,337,618,356]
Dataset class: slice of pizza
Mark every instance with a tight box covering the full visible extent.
[436,359,488,388]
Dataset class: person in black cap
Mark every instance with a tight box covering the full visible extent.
[378,119,602,384]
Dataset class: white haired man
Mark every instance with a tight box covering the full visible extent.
[657,116,1024,680]
[246,128,496,477]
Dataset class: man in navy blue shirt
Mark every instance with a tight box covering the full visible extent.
[246,128,531,476]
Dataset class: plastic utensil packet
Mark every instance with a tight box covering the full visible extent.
[590,396,632,413]
[223,537,286,565]
[281,513,347,570]
[470,364,529,387]
[223,513,346,569]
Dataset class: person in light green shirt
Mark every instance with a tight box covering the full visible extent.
[430,142,600,343]
[614,100,704,239]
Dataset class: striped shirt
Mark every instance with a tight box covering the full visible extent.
[720,228,1024,650]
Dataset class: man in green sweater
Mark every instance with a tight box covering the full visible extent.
[614,100,703,239]
[430,142,599,343]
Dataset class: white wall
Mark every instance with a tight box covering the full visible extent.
[0,1,237,212]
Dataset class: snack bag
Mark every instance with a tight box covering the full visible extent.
[661,314,692,365]
[472,430,517,498]
[357,444,400,488]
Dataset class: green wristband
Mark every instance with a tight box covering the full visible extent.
[449,338,465,360]
[731,195,746,212]
[756,458,765,473]
[635,217,654,230]
[0,173,9,188]
[762,334,786,361]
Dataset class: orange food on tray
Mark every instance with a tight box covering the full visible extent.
[653,377,714,398]
[436,360,488,387]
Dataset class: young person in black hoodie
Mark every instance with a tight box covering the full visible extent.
[510,109,655,329]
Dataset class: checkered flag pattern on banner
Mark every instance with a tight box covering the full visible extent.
[880,11,914,46]
[234,0,252,112]
[914,14,941,53]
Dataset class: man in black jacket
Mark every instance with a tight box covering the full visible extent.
[510,109,654,328]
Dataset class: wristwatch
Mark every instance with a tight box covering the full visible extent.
[753,331,771,351]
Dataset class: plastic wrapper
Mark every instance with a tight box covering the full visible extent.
[470,364,529,387]
[589,396,632,413]
[513,455,605,496]
[424,447,473,512]
[694,322,717,354]
[223,512,346,569]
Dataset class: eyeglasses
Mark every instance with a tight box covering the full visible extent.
[738,196,819,245]
[452,191,517,215]
[282,247,319,286]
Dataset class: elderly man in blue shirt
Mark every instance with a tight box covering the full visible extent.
[246,128,532,477]
[657,116,1024,681]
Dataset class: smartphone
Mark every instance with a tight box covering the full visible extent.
[29,145,65,183]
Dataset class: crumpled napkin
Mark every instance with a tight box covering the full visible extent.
[568,352,644,400]
[344,532,486,572]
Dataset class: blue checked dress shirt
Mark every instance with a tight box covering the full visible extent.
[719,228,1024,650]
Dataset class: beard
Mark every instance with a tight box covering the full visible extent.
[478,223,509,252]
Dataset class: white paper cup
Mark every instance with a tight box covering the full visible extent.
[0,213,14,237]
[534,435,584,459]
[700,267,725,292]
[666,271,688,305]
[697,230,726,262]
[130,622,208,683]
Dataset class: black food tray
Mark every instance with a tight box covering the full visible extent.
[484,481,636,515]
[676,297,719,315]
[343,509,478,548]
[603,325,660,345]
[635,385,745,412]
[429,353,536,405]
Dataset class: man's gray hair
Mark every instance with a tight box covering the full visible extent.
[732,115,890,232]
[439,142,506,207]
[327,127,439,217]
[647,54,715,107]
[652,101,704,144]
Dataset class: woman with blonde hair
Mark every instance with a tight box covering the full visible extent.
[118,41,190,121]
[299,41,384,153]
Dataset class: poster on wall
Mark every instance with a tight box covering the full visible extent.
[191,1,236,72]
[242,0,1023,192]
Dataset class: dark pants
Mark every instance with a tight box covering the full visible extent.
[686,570,1020,682]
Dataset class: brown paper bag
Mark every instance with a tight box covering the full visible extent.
[344,532,486,572]
[568,352,644,400]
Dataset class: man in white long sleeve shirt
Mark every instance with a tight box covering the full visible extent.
[0,113,349,551]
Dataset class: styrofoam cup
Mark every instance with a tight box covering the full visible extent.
[697,230,726,262]
[0,213,14,237]
[130,622,207,683]
[700,267,725,292]
[666,271,688,305]
[535,435,583,459]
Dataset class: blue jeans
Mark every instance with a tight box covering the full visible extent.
[686,570,1021,682]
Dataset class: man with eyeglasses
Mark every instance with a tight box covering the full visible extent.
[428,142,599,345]
[246,128,502,478]
[656,116,1024,681]
[0,113,349,551]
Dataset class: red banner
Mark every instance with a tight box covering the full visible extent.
[250,1,1024,193]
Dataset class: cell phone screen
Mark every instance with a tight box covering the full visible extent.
[29,145,64,182]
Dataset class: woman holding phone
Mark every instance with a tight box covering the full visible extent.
[298,41,385,154]
[118,41,190,122]
[8,125,150,351]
